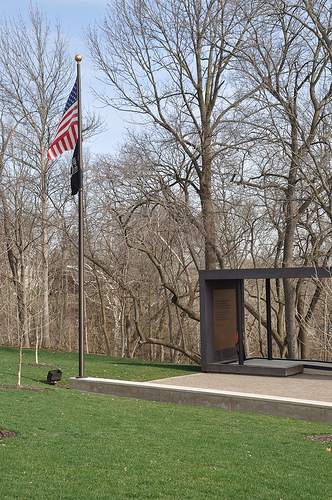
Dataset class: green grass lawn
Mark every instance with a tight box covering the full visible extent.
[1,346,332,499]
[0,346,201,388]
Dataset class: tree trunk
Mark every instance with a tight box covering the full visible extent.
[41,168,50,348]
[200,142,218,271]
[20,261,30,348]
[282,127,299,359]
[94,264,112,354]
[17,334,23,387]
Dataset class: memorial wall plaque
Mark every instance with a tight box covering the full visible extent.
[213,288,237,350]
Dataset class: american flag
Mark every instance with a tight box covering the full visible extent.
[47,80,78,160]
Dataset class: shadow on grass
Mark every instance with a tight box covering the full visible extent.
[106,359,201,372]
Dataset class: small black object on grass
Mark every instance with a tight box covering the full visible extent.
[47,369,62,385]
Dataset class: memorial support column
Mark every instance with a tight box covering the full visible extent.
[236,279,245,365]
[266,279,273,360]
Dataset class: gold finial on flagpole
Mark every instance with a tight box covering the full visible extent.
[75,54,82,62]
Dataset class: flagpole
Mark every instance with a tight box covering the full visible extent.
[76,54,85,378]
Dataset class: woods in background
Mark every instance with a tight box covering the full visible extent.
[1,1,332,363]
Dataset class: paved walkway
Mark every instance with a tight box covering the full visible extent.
[151,368,332,403]
[70,367,332,423]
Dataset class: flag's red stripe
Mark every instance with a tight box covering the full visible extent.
[47,101,79,160]
[53,106,78,140]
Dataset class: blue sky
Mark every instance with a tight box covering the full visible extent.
[2,0,128,155]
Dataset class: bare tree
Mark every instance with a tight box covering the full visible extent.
[235,0,332,357]
[76,145,202,363]
[0,4,73,347]
[86,0,263,270]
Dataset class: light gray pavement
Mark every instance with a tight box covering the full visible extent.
[70,368,332,422]
[151,368,332,403]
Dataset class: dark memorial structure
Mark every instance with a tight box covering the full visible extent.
[200,267,332,376]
